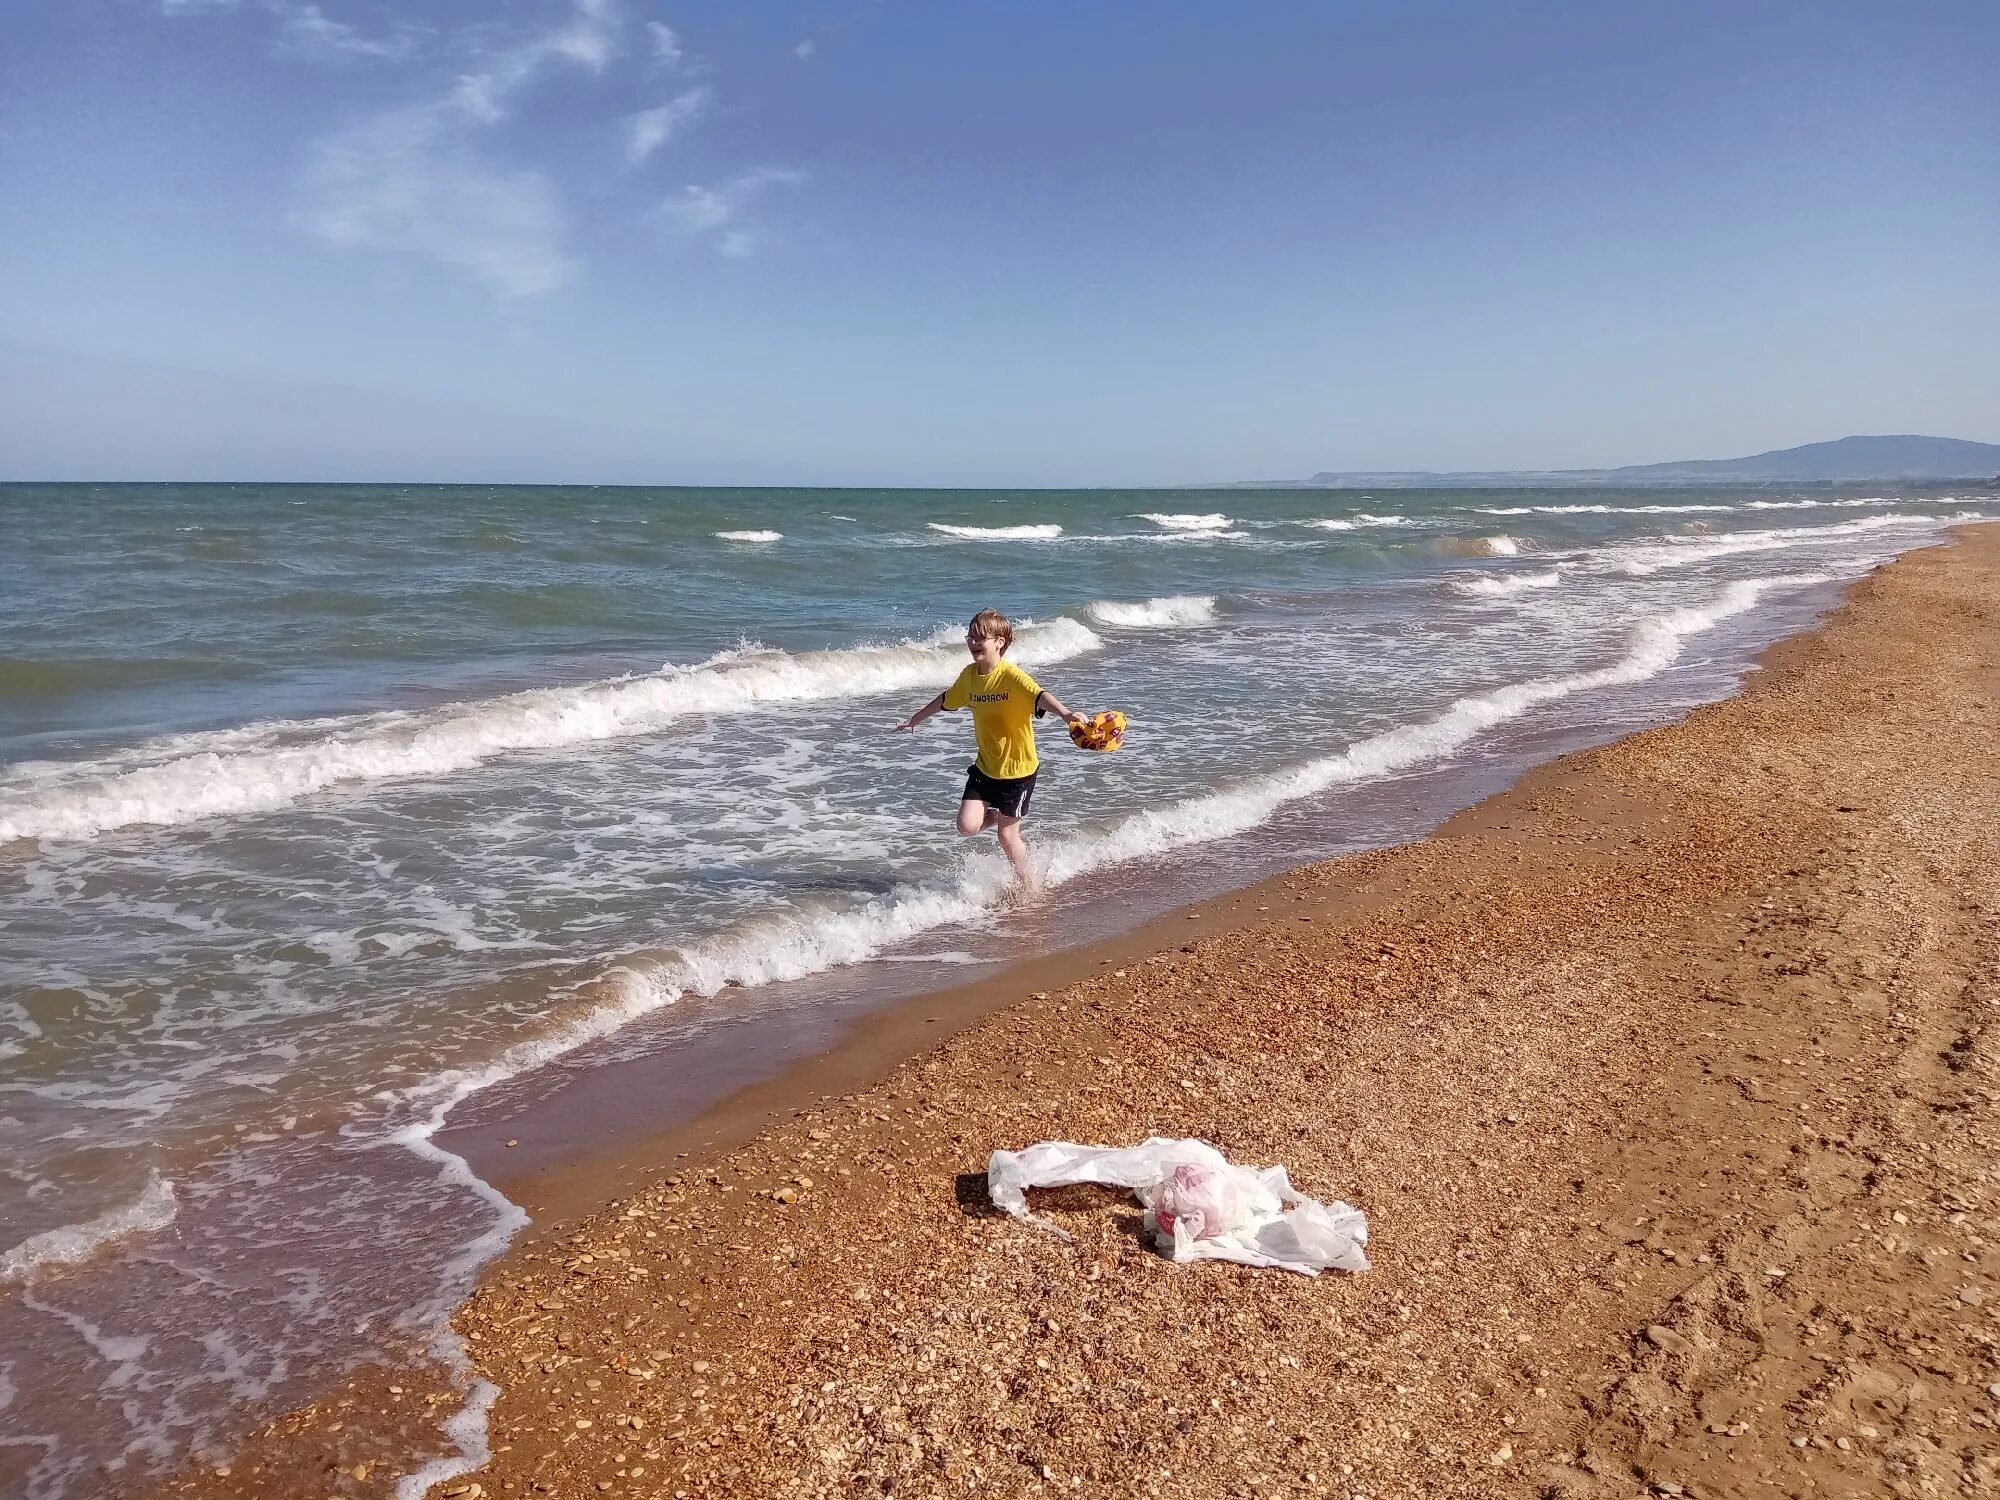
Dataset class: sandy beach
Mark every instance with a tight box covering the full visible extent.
[171,523,1998,1498]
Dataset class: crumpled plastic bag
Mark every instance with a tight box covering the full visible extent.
[985,1137,1369,1276]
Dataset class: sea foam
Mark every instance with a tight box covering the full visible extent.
[1599,513,1932,576]
[1475,503,1737,516]
[713,529,782,542]
[1,1175,178,1282]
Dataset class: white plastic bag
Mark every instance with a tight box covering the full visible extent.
[985,1137,1369,1276]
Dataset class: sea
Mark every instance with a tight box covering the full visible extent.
[1,482,1991,1496]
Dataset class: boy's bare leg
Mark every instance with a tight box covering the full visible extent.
[994,814,1040,893]
[955,800,995,836]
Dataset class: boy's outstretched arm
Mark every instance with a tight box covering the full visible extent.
[1035,689,1087,727]
[893,693,946,733]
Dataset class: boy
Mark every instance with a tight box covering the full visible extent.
[894,608,1087,886]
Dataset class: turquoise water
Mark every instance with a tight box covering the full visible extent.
[0,482,1990,1495]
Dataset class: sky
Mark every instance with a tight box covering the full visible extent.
[1,0,1996,486]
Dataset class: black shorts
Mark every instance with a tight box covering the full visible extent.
[962,762,1037,819]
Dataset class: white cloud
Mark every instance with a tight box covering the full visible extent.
[292,104,572,297]
[794,39,816,60]
[450,0,625,123]
[164,0,420,63]
[181,2,794,293]
[275,4,420,63]
[626,87,710,164]
[286,1,633,294]
[647,21,683,68]
[657,168,803,255]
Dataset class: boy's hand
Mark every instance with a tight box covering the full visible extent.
[892,717,918,733]
[1064,710,1088,728]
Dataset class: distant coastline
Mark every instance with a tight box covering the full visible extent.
[1203,432,2000,489]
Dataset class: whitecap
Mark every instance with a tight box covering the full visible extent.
[1450,570,1563,598]
[924,523,1064,540]
[1083,595,1219,628]
[1306,514,1407,530]
[1134,512,1233,532]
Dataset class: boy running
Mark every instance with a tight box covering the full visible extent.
[894,609,1087,886]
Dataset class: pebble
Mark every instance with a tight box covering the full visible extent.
[1644,1325,1692,1356]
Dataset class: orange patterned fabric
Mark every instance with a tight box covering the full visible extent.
[1067,709,1128,752]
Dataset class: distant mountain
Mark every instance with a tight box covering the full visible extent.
[1605,434,2000,483]
[1213,434,2000,489]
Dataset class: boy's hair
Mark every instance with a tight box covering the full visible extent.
[967,608,1014,649]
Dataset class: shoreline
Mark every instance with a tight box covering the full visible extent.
[161,525,2000,1498]
[455,859,1427,1233]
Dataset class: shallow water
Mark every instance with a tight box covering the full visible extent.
[0,482,1991,1495]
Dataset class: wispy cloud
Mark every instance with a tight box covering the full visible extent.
[626,87,710,164]
[275,4,421,63]
[172,3,805,292]
[657,167,804,256]
[291,1,633,295]
[164,0,421,64]
[450,0,624,123]
[292,106,571,297]
[647,21,683,68]
[794,40,816,60]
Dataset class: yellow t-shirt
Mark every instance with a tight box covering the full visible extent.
[943,658,1044,779]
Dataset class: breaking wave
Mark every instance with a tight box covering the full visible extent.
[1083,595,1219,628]
[578,574,1824,1027]
[0,620,1105,844]
[1135,513,1234,532]
[1307,514,1408,531]
[1450,569,1563,598]
[713,530,782,543]
[925,523,1065,540]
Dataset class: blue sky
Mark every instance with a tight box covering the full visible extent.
[2,0,1996,485]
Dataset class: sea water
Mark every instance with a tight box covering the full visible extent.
[0,483,1990,1494]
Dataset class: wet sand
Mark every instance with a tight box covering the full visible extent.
[180,525,1999,1498]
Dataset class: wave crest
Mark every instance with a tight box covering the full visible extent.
[1083,595,1219,628]
[0,620,1105,844]
[925,523,1064,540]
[1307,514,1407,531]
[1135,513,1233,532]
[1450,569,1562,598]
